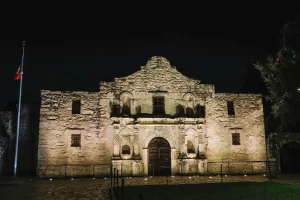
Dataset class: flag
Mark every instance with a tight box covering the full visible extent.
[15,65,21,80]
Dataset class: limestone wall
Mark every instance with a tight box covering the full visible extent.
[205,93,266,173]
[99,56,214,116]
[37,90,112,177]
[36,56,267,177]
[109,119,207,176]
[206,162,266,175]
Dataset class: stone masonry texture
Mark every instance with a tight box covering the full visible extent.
[37,56,267,177]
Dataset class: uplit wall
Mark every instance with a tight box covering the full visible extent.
[37,56,267,177]
[205,93,266,174]
[37,91,112,177]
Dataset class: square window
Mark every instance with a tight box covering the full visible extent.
[232,133,240,145]
[71,134,81,147]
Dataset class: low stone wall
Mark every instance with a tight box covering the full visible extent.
[111,160,144,176]
[207,161,267,175]
[179,159,207,175]
[37,164,111,178]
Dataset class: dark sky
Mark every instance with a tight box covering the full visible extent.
[0,10,299,110]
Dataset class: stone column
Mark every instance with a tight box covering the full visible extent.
[194,134,199,154]
[179,124,186,155]
[171,148,177,175]
[142,148,148,176]
[129,135,135,155]
[119,100,123,114]
[198,144,205,154]
[198,133,205,154]
[113,125,121,159]
[132,125,140,156]
[130,98,135,115]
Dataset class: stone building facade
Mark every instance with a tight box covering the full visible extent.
[37,56,267,177]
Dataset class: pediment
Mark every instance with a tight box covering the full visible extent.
[101,56,214,96]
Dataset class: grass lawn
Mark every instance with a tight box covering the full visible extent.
[116,182,300,200]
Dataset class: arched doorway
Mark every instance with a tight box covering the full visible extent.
[280,142,300,173]
[148,137,171,176]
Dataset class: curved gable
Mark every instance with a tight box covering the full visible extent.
[100,56,214,96]
[115,56,202,92]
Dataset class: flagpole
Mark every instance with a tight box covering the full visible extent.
[14,41,25,177]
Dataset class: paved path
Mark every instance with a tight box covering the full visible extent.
[0,174,298,199]
[271,174,300,185]
[0,178,110,200]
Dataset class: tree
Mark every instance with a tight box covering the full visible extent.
[254,20,300,132]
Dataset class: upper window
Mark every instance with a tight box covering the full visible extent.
[72,99,81,114]
[121,96,131,115]
[196,105,206,118]
[153,96,165,115]
[227,101,235,116]
[122,145,130,154]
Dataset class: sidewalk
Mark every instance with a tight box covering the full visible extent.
[0,176,36,185]
[0,174,299,200]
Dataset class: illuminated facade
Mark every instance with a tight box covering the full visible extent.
[37,56,267,177]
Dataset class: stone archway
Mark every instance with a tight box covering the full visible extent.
[267,132,300,172]
[148,137,171,176]
[280,142,300,173]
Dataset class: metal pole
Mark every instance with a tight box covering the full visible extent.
[93,165,95,177]
[117,169,119,187]
[110,164,113,188]
[227,162,229,175]
[14,41,25,177]
[221,164,223,183]
[113,168,116,188]
[121,178,124,200]
[268,160,272,182]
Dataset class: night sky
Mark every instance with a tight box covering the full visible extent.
[0,10,299,110]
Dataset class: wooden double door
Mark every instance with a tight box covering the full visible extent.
[148,137,171,176]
